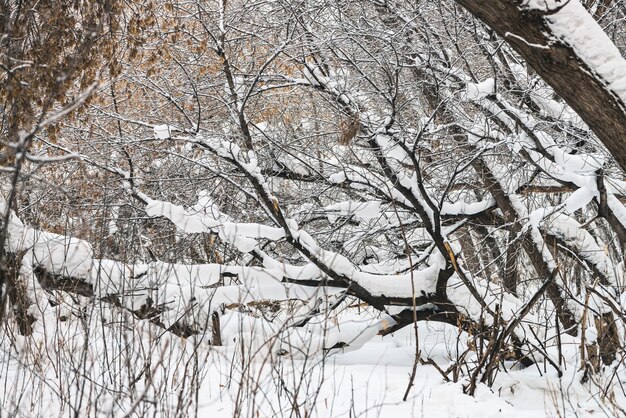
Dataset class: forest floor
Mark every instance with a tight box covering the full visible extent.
[3,309,624,418]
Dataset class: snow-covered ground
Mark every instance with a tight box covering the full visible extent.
[2,305,623,418]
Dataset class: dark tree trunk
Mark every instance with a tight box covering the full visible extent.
[456,0,626,173]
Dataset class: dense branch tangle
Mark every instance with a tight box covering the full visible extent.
[2,0,626,393]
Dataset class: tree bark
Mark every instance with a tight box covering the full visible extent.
[456,0,626,173]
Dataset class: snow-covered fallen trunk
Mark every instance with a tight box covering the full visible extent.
[1,194,553,369]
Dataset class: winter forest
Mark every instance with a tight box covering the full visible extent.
[1,0,626,416]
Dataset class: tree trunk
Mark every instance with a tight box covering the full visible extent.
[456,0,626,173]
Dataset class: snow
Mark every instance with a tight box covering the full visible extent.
[543,0,626,106]
[607,194,626,229]
[531,226,558,271]
[324,200,382,223]
[28,235,93,279]
[3,2,626,416]
[329,171,347,183]
[505,31,549,50]
[375,134,410,164]
[563,187,595,214]
[546,214,616,284]
[1,170,623,418]
[142,193,285,254]
[153,124,174,139]
[273,155,312,176]
[3,305,622,418]
[461,78,495,101]
[353,263,440,298]
[441,198,495,216]
[0,201,94,279]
